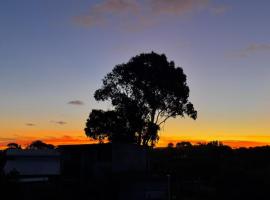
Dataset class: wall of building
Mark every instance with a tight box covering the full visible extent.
[4,149,60,176]
[112,143,148,173]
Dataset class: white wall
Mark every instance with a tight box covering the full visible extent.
[4,149,60,176]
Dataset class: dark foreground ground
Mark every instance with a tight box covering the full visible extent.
[151,144,270,200]
[1,143,270,200]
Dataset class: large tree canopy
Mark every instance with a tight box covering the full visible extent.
[85,52,197,146]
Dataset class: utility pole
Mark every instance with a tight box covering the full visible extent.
[167,174,171,200]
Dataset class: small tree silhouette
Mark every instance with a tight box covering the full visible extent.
[176,141,192,149]
[27,140,55,150]
[167,142,174,148]
[7,143,21,149]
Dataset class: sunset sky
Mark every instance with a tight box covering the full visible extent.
[1,0,270,148]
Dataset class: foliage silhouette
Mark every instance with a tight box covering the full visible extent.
[85,52,197,146]
[176,141,192,149]
[7,143,21,149]
[167,142,174,148]
[84,109,136,143]
[27,140,55,150]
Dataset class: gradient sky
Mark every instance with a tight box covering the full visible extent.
[1,0,270,148]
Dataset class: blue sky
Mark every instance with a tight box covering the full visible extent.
[1,0,270,147]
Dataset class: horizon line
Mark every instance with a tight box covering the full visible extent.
[1,136,270,150]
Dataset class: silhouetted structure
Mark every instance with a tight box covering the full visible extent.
[58,143,166,199]
[3,142,270,199]
[59,143,111,183]
[59,143,149,180]
[4,149,60,182]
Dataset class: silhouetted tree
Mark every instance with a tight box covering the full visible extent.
[176,141,192,149]
[7,143,21,149]
[207,141,223,147]
[85,52,197,146]
[27,140,55,150]
[167,142,174,148]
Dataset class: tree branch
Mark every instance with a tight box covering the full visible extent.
[155,110,163,124]
[158,113,175,126]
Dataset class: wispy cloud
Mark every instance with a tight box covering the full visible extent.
[209,4,231,15]
[73,0,223,29]
[74,0,140,27]
[50,120,67,125]
[25,123,35,126]
[230,43,270,58]
[0,137,16,141]
[68,100,84,106]
[148,0,209,15]
[245,43,270,52]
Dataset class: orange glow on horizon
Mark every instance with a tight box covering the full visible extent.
[156,135,270,148]
[0,135,96,150]
[157,139,270,148]
[1,134,270,150]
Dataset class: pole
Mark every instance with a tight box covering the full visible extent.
[167,174,171,200]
